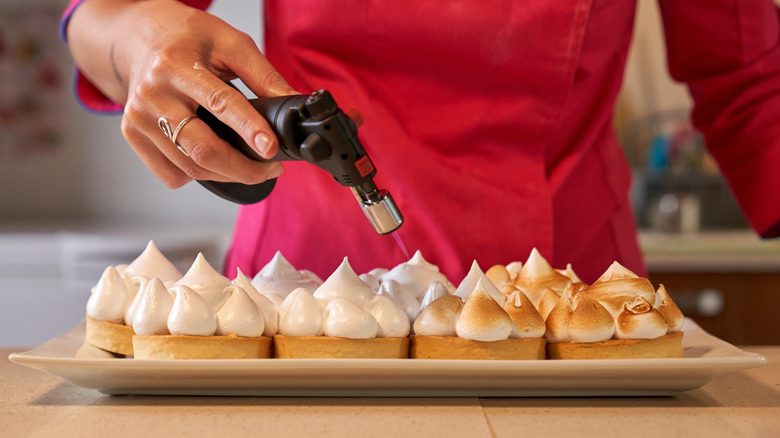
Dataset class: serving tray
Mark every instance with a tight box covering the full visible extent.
[9,319,766,397]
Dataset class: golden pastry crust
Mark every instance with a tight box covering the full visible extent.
[85,315,135,356]
[273,335,410,358]
[546,331,684,360]
[410,335,546,360]
[132,334,273,359]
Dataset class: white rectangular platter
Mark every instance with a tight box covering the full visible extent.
[9,319,766,397]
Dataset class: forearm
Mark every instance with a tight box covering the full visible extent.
[66,0,146,105]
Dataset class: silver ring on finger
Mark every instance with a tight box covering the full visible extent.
[158,114,198,157]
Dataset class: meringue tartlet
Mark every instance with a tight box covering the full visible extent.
[411,264,547,360]
[84,241,183,356]
[273,259,411,359]
[132,283,274,360]
[544,263,685,359]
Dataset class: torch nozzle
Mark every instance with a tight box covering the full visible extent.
[351,181,404,235]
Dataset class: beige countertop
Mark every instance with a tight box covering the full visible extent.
[2,346,778,438]
[640,230,780,273]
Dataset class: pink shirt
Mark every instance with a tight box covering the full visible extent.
[62,0,780,284]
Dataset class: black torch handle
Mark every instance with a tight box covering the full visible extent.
[195,89,376,205]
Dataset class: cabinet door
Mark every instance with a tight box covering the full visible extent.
[649,272,780,345]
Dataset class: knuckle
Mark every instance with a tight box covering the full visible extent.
[121,100,143,126]
[180,163,207,181]
[185,141,217,170]
[204,86,234,115]
[147,49,178,79]
[232,30,256,49]
[259,70,287,92]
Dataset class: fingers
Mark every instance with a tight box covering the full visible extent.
[122,102,284,189]
[176,70,280,160]
[174,116,285,183]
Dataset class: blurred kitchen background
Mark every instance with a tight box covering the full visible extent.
[1,0,778,347]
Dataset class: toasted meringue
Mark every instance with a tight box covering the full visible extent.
[514,248,571,306]
[506,261,523,281]
[581,267,656,317]
[503,289,545,339]
[556,263,583,283]
[418,281,451,312]
[455,279,513,342]
[545,287,573,343]
[454,260,506,306]
[654,284,685,332]
[485,264,511,289]
[536,288,562,320]
[412,294,464,336]
[615,297,669,339]
[567,293,614,343]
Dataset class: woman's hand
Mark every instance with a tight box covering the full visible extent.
[67,0,295,188]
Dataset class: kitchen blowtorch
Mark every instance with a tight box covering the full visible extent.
[195,89,403,235]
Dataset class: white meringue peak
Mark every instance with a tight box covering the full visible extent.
[379,251,455,298]
[87,265,133,324]
[378,279,420,322]
[167,285,217,336]
[323,297,378,339]
[278,288,324,337]
[359,267,389,292]
[131,277,174,336]
[363,294,411,338]
[174,253,232,312]
[123,276,151,326]
[216,286,265,338]
[313,257,376,306]
[234,268,278,336]
[122,240,182,284]
[251,251,322,299]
